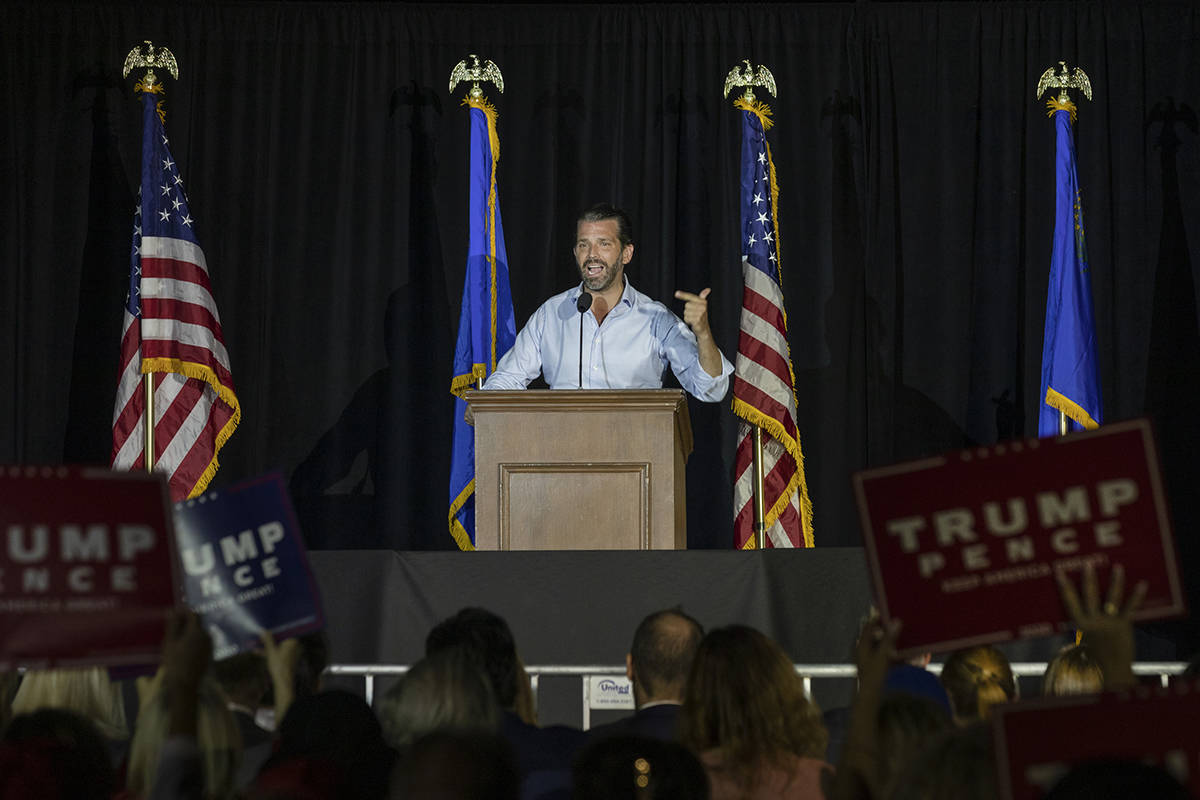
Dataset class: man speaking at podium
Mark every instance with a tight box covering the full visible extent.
[482,203,733,401]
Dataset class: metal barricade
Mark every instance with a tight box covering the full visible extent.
[325,661,1190,726]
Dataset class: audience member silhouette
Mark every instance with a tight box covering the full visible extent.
[389,730,520,800]
[887,723,996,800]
[125,677,240,800]
[212,652,274,789]
[938,645,1017,724]
[589,608,703,742]
[1041,644,1104,697]
[253,689,396,800]
[424,607,587,786]
[378,646,500,750]
[679,625,831,800]
[212,652,271,748]
[11,666,128,764]
[875,693,952,798]
[0,707,119,800]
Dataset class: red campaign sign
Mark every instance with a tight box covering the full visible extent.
[853,419,1184,656]
[992,681,1200,799]
[0,466,179,667]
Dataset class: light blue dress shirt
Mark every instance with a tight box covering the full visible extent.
[482,279,733,401]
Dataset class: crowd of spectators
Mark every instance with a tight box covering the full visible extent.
[0,561,1193,799]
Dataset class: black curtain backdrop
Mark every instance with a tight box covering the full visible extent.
[4,2,1199,640]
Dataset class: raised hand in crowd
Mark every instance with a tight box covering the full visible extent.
[1055,562,1147,691]
[159,609,213,739]
[260,628,302,724]
[124,609,242,800]
[829,614,901,800]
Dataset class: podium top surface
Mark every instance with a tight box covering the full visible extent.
[465,389,693,456]
[465,388,686,412]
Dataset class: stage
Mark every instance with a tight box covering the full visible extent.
[310,548,878,665]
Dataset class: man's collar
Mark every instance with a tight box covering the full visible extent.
[637,699,682,710]
[573,277,637,309]
[617,277,636,307]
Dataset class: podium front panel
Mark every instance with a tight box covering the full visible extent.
[500,463,649,549]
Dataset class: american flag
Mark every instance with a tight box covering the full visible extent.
[111,90,240,502]
[731,101,813,548]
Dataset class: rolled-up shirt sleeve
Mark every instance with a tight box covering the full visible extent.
[660,317,734,403]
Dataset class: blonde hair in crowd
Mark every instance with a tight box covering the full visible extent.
[126,678,240,800]
[1042,644,1104,697]
[11,667,128,740]
[378,647,500,749]
[939,645,1017,723]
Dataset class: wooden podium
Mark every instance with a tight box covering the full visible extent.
[466,390,692,550]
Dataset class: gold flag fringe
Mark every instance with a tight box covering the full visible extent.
[1045,97,1078,124]
[450,365,488,400]
[733,97,774,130]
[1044,387,1100,430]
[449,479,477,551]
[134,80,168,122]
[140,357,242,499]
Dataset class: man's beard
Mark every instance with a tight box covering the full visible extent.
[581,258,619,292]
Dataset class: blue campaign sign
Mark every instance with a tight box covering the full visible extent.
[172,472,324,659]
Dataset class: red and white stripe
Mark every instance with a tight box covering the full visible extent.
[733,257,807,548]
[111,236,237,501]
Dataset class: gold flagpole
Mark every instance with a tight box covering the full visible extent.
[143,376,155,471]
[123,41,180,473]
[752,427,767,549]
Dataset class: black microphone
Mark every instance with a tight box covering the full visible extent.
[576,292,592,388]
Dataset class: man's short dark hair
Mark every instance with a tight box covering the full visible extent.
[425,607,519,709]
[578,203,634,250]
[629,608,703,699]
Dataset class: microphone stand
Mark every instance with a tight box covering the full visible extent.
[576,291,592,388]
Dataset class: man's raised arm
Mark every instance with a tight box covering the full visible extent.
[674,287,723,378]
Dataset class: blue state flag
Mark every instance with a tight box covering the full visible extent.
[449,99,516,550]
[1039,106,1102,437]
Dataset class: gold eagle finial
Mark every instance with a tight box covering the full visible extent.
[1036,61,1093,104]
[449,54,504,99]
[122,41,179,90]
[723,60,777,103]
